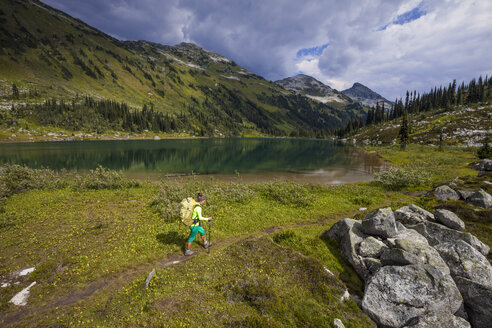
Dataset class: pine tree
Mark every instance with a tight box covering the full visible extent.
[12,84,19,99]
[399,110,409,150]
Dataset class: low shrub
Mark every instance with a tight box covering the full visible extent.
[76,165,139,190]
[0,164,67,199]
[152,180,257,220]
[374,165,431,190]
[255,181,315,207]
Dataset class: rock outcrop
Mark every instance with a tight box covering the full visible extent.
[434,185,460,201]
[403,311,471,328]
[409,221,490,256]
[361,207,398,238]
[362,265,463,328]
[472,159,492,171]
[434,209,465,231]
[323,219,370,280]
[467,188,492,209]
[454,277,492,328]
[325,205,491,328]
[435,241,492,328]
[394,204,434,225]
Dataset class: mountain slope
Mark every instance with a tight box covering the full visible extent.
[0,0,366,138]
[342,83,393,109]
[275,74,351,105]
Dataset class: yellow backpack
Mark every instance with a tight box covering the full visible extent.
[180,197,197,226]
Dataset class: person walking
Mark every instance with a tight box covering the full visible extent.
[185,192,212,256]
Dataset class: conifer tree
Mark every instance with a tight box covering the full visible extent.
[12,84,19,99]
[399,110,409,150]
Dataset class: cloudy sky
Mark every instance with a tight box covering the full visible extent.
[43,0,492,100]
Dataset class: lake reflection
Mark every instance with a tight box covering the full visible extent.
[0,138,382,184]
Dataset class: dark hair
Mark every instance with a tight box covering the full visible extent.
[197,192,206,202]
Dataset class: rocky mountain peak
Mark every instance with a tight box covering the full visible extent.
[274,74,350,104]
[342,82,393,108]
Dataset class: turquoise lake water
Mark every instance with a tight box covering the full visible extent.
[0,138,382,184]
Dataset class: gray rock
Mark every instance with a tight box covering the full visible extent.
[380,248,422,266]
[324,219,370,280]
[358,236,387,258]
[467,188,492,209]
[403,312,471,328]
[472,159,492,171]
[409,221,490,256]
[434,240,492,288]
[434,185,460,201]
[362,265,463,328]
[145,269,156,288]
[394,239,450,274]
[434,209,465,231]
[455,277,492,328]
[361,207,398,238]
[363,258,382,274]
[393,227,430,246]
[394,204,435,225]
[333,318,345,328]
[457,190,474,200]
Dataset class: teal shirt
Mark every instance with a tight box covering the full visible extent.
[191,205,208,227]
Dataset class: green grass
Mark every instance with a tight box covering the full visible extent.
[51,237,372,327]
[0,174,416,326]
[368,144,477,184]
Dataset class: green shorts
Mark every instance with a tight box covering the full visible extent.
[188,226,205,243]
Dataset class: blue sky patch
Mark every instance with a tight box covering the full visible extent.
[296,43,329,58]
[379,1,427,30]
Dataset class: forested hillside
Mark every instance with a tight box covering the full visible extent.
[0,0,366,138]
[336,74,492,143]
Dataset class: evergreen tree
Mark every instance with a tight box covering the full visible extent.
[12,84,19,99]
[399,110,409,150]
[477,136,492,159]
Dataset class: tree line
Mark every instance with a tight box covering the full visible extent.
[10,97,187,134]
[337,74,492,137]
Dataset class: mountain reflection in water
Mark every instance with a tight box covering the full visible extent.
[0,138,383,184]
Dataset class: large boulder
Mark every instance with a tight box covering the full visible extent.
[409,221,490,256]
[362,265,463,328]
[357,236,387,258]
[323,219,370,280]
[403,311,470,328]
[472,159,492,171]
[467,188,492,209]
[434,240,492,287]
[394,239,450,274]
[454,277,492,328]
[434,185,460,201]
[361,207,398,238]
[434,240,492,327]
[394,204,434,225]
[434,209,465,231]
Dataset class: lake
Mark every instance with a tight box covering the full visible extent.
[0,138,383,184]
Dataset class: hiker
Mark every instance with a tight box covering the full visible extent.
[185,192,212,256]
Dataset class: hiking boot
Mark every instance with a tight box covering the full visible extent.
[204,241,212,249]
[184,249,195,256]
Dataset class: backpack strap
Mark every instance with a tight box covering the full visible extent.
[192,204,201,225]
